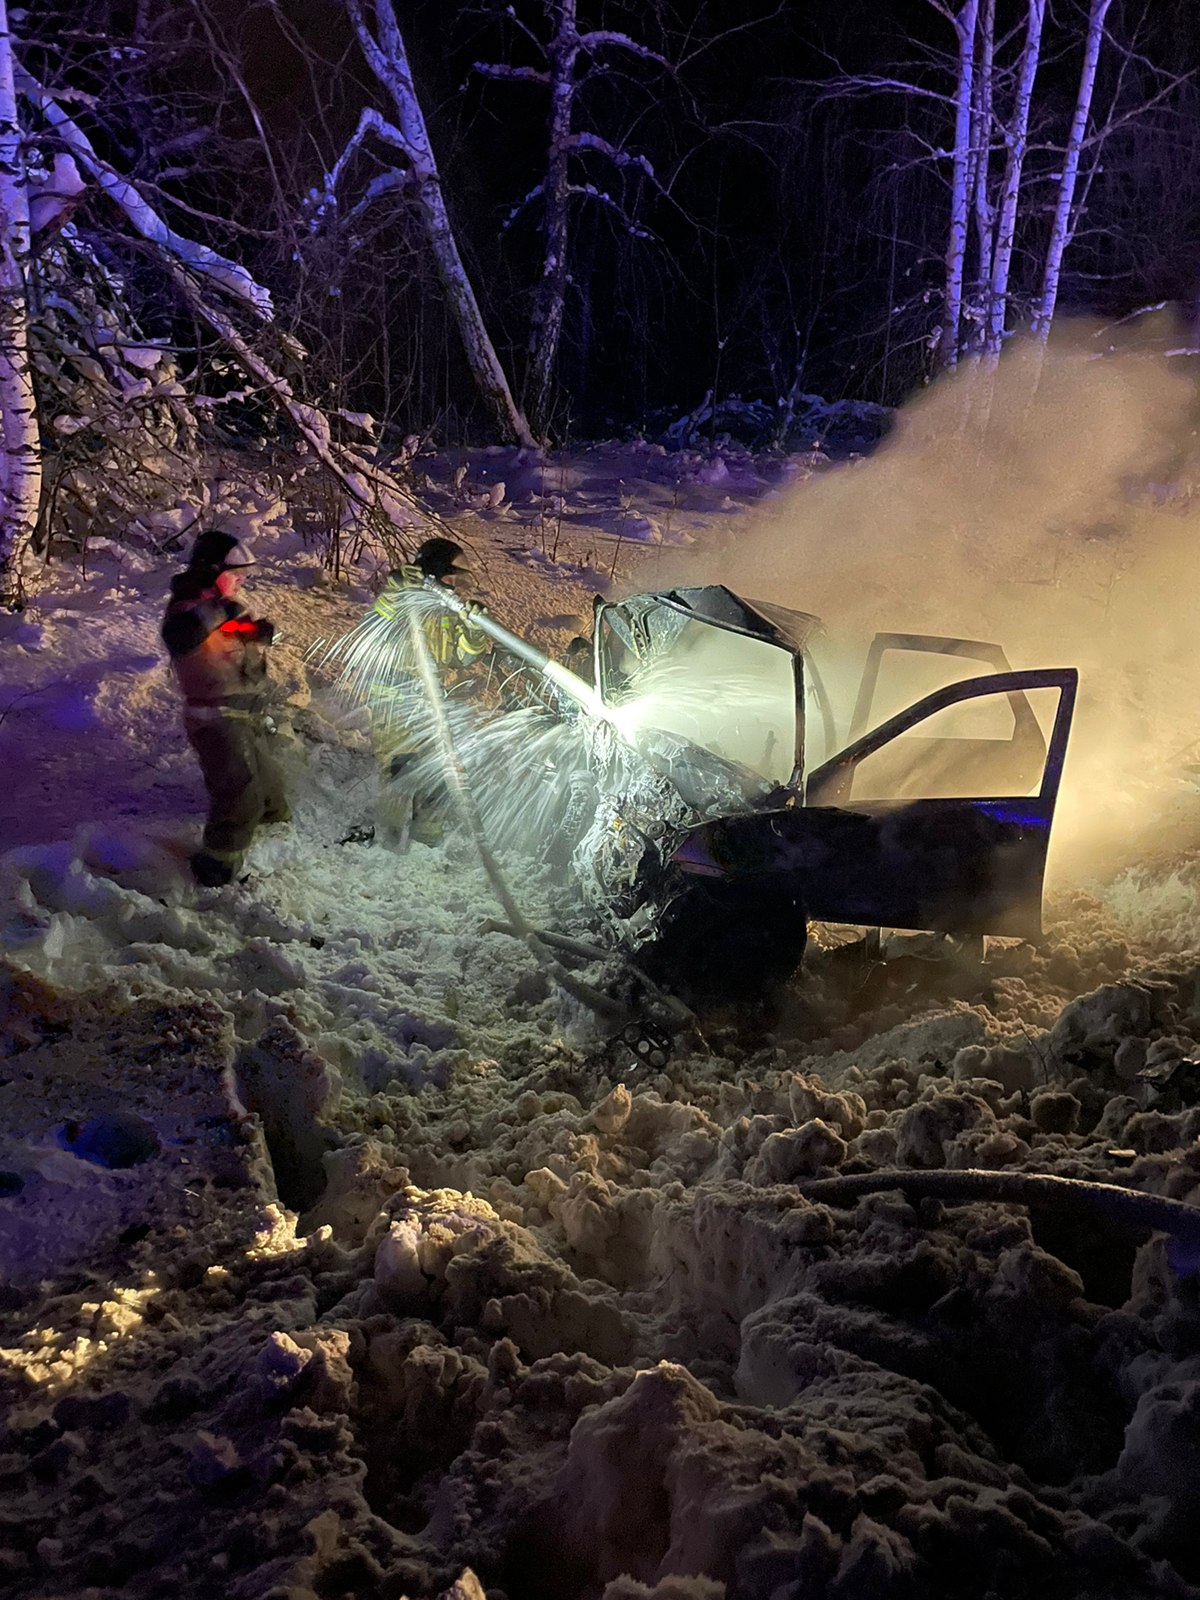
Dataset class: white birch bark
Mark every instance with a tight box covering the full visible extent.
[982,0,1046,362]
[0,0,40,595]
[1031,0,1113,340]
[344,0,536,448]
[968,0,996,335]
[22,76,273,319]
[941,0,980,368]
[19,79,444,549]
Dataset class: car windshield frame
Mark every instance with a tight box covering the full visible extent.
[595,587,808,785]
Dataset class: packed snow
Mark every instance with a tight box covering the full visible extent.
[2,421,1200,1600]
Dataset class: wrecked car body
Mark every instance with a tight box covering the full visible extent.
[332,574,1078,1001]
[566,585,1077,998]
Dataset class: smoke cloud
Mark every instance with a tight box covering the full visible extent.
[671,322,1200,885]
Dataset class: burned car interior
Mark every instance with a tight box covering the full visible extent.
[594,588,812,790]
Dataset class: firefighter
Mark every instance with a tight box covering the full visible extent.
[378,538,489,844]
[561,632,594,687]
[390,538,488,666]
[162,530,288,887]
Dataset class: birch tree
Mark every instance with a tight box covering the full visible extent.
[940,0,980,368]
[966,0,996,348]
[13,69,452,568]
[815,0,1170,376]
[337,0,536,448]
[980,0,1046,362]
[0,0,39,600]
[473,0,669,432]
[1030,0,1114,340]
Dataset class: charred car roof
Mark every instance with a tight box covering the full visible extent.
[600,584,823,656]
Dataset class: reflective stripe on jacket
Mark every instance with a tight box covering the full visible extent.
[387,567,489,669]
[425,609,488,669]
[162,590,272,708]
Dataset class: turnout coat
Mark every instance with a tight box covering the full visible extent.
[162,586,275,708]
[162,578,285,869]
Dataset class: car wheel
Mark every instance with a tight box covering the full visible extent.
[644,876,808,1003]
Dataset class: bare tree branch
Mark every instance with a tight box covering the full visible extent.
[563,129,659,185]
[19,72,275,318]
[471,61,551,86]
[812,73,956,108]
[502,180,546,230]
[567,182,653,239]
[325,105,411,198]
[577,30,671,71]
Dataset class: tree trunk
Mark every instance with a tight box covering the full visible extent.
[1031,0,1113,339]
[982,0,1046,363]
[0,0,40,602]
[967,0,996,346]
[941,0,980,368]
[346,0,536,448]
[526,0,579,433]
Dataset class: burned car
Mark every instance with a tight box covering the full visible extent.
[555,585,1077,998]
[330,575,1077,1002]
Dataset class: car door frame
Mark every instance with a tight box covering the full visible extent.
[806,665,1075,810]
[783,665,1078,938]
[592,592,808,785]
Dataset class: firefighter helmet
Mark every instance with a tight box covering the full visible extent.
[413,538,471,582]
[188,530,257,574]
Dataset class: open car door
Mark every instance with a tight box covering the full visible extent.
[841,632,1052,799]
[849,632,1022,740]
[668,665,1077,942]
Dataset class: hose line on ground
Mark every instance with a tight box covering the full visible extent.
[789,1166,1200,1259]
[406,606,634,1026]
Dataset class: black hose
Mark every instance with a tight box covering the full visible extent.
[789,1167,1200,1252]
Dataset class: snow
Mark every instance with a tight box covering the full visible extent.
[3,426,1200,1598]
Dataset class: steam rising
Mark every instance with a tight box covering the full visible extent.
[676,326,1200,883]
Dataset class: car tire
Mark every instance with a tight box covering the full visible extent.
[644,876,809,1004]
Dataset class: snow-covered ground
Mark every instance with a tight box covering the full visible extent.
[2,429,1200,1600]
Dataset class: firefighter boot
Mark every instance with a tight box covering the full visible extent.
[190,849,239,887]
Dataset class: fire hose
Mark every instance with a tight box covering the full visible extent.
[437,586,602,719]
[789,1167,1200,1274]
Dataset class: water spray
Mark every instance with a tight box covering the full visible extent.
[402,594,694,1038]
[313,576,696,1037]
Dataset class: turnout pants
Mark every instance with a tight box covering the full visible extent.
[184,706,288,872]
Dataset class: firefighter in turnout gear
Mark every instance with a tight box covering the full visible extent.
[162,531,289,887]
[378,538,488,845]
[392,538,488,667]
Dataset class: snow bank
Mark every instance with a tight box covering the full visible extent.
[5,466,1200,1599]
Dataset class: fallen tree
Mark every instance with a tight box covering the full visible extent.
[2,47,457,599]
